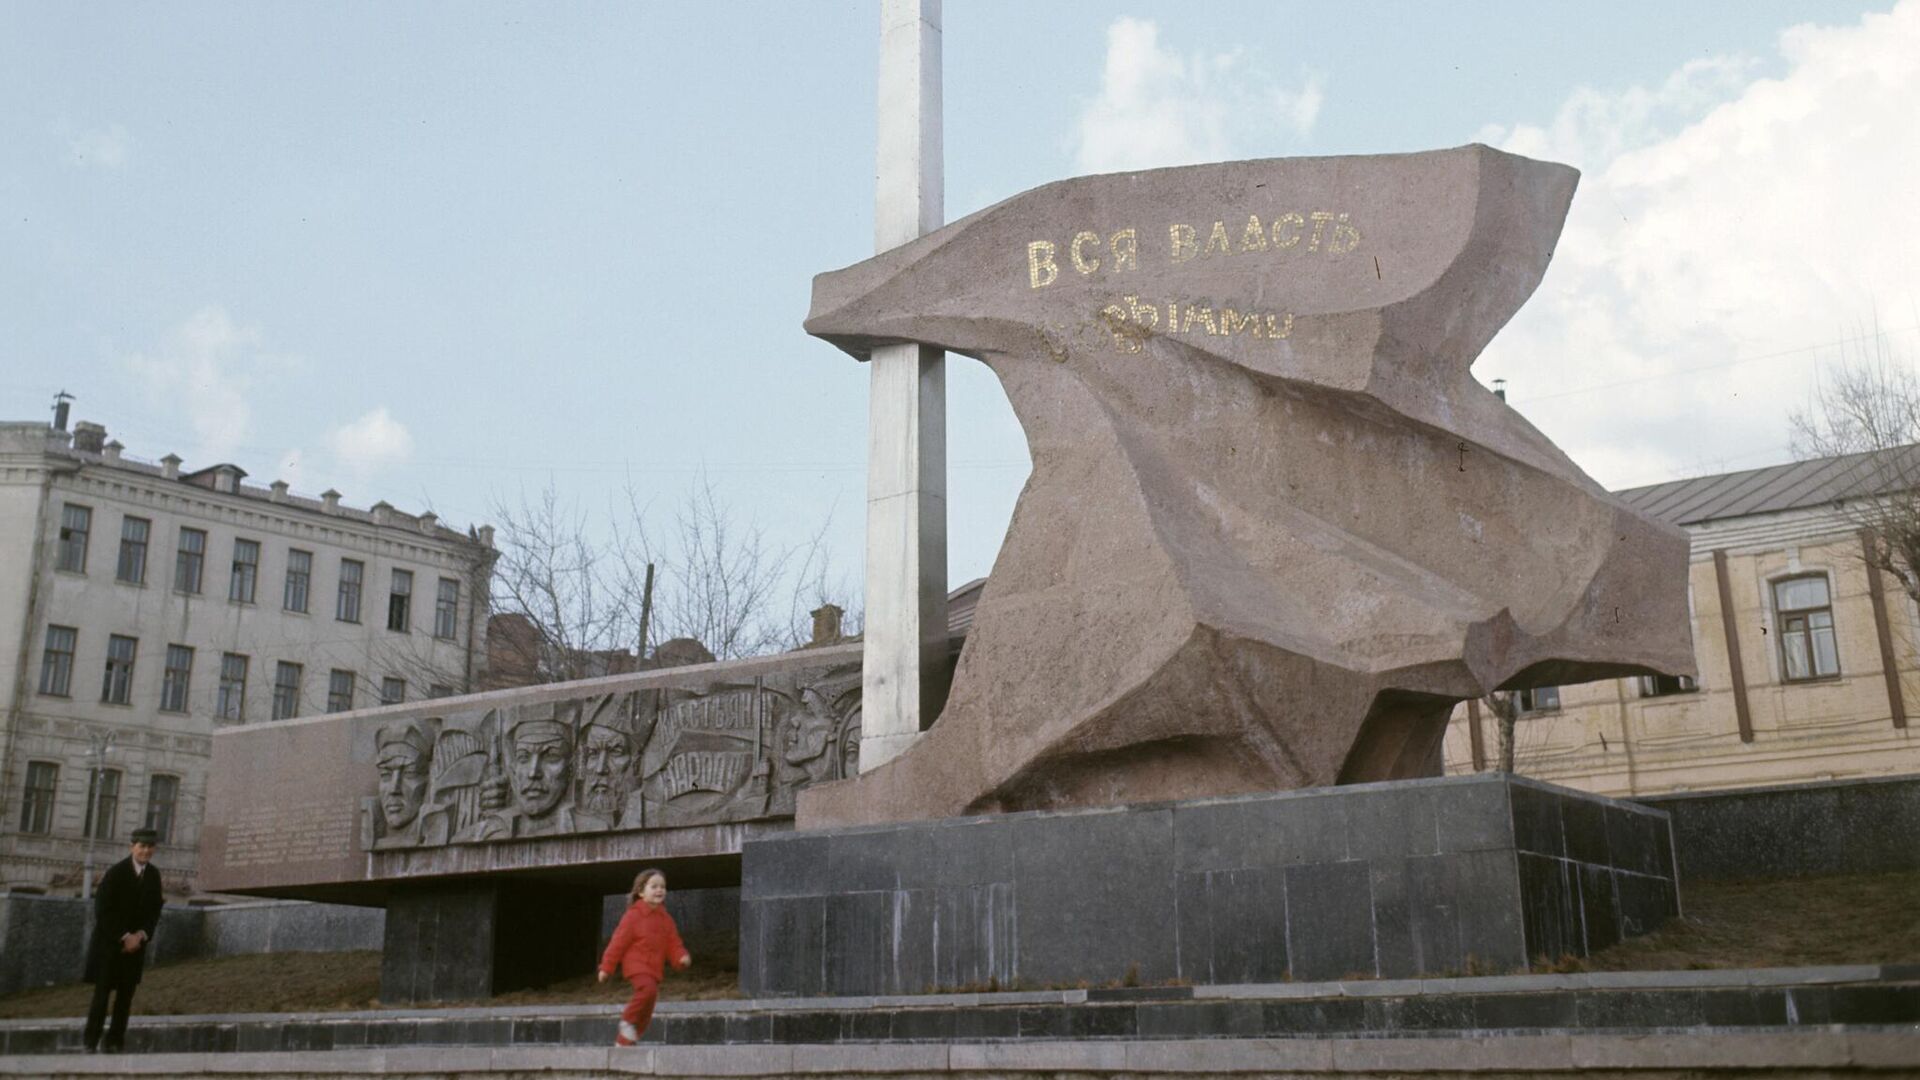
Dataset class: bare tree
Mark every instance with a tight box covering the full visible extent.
[1788,326,1920,603]
[487,477,857,685]
[1484,690,1520,773]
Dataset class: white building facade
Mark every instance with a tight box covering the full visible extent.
[0,418,494,895]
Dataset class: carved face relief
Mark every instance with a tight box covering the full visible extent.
[781,707,834,765]
[377,746,430,831]
[578,726,635,815]
[510,732,572,818]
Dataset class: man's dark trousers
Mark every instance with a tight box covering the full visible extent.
[83,855,163,1052]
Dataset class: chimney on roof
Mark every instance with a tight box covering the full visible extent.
[269,480,289,503]
[369,500,393,526]
[1492,378,1508,402]
[211,464,246,494]
[72,421,106,454]
[160,454,182,479]
[52,392,73,432]
[476,524,496,548]
[321,489,342,514]
[810,604,845,647]
[102,440,123,462]
[417,511,438,533]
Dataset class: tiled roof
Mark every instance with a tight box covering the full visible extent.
[1613,444,1920,526]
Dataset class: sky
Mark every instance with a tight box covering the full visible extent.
[5,1,1918,619]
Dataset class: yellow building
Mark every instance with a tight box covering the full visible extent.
[1444,449,1920,796]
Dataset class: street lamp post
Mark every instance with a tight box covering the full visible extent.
[79,731,115,902]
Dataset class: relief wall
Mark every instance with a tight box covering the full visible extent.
[363,665,861,851]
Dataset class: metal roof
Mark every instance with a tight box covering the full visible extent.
[1613,444,1920,526]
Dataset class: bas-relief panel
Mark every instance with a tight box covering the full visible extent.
[362,665,861,851]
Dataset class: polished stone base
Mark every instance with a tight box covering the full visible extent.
[742,775,1679,997]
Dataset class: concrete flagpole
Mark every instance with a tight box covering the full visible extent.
[861,0,948,771]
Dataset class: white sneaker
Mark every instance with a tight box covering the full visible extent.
[617,1020,640,1046]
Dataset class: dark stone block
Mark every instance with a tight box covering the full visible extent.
[1613,871,1676,937]
[1011,807,1176,986]
[1368,860,1417,979]
[1345,785,1441,861]
[1284,861,1376,981]
[365,1020,417,1046]
[1137,1000,1263,1038]
[951,1006,1019,1040]
[754,896,827,997]
[1015,1004,1072,1038]
[662,1012,727,1045]
[511,1017,564,1044]
[1699,988,1787,1028]
[890,1006,956,1041]
[823,891,891,994]
[1366,993,1474,1033]
[1176,866,1288,984]
[563,1016,616,1045]
[1575,863,1620,953]
[1576,989,1704,1030]
[1830,985,1920,1025]
[1403,855,1469,975]
[329,1021,368,1048]
[1645,777,1920,883]
[4,1028,59,1055]
[842,1009,892,1042]
[741,834,833,898]
[723,1011,772,1044]
[1509,784,1565,859]
[1261,997,1368,1035]
[1173,792,1350,873]
[1453,850,1526,973]
[1516,853,1578,964]
[1603,805,1663,876]
[1560,795,1611,866]
[1071,1004,1138,1038]
[1785,985,1834,1026]
[236,1024,281,1053]
[932,882,1016,991]
[771,1009,841,1043]
[1086,985,1194,1002]
[1469,991,1577,1030]
[1435,778,1513,854]
[827,829,911,892]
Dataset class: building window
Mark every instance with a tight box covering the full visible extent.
[387,569,413,632]
[284,549,312,613]
[1639,673,1698,697]
[56,503,92,573]
[1775,574,1840,681]
[160,644,194,713]
[217,653,249,722]
[84,767,121,840]
[175,527,206,593]
[1517,686,1560,713]
[38,625,77,697]
[337,559,364,623]
[230,538,260,603]
[20,761,58,835]
[380,677,406,706]
[428,684,453,699]
[101,635,137,705]
[116,516,150,585]
[272,661,303,720]
[143,774,179,844]
[327,669,356,713]
[434,577,459,640]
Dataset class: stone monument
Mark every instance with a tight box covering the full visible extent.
[799,144,1695,829]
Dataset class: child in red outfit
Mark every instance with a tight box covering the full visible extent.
[598,868,692,1046]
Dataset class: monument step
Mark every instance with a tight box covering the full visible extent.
[2,966,1913,1057]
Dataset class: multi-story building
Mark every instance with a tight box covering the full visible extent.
[0,414,495,895]
[1443,448,1920,795]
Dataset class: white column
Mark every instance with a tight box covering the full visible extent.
[863,0,947,772]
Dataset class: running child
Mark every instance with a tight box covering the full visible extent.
[598,867,692,1046]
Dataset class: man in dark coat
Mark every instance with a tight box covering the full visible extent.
[82,827,163,1052]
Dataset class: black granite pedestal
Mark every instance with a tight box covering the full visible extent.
[381,880,602,1004]
[739,775,1679,997]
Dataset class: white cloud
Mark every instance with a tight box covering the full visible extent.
[1476,1,1920,489]
[325,408,415,479]
[1072,17,1324,174]
[61,122,131,168]
[125,307,282,463]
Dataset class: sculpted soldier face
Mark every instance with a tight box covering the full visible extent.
[510,729,572,817]
[578,726,635,815]
[377,745,430,830]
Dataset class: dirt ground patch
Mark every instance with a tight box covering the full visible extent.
[1,874,1911,1019]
